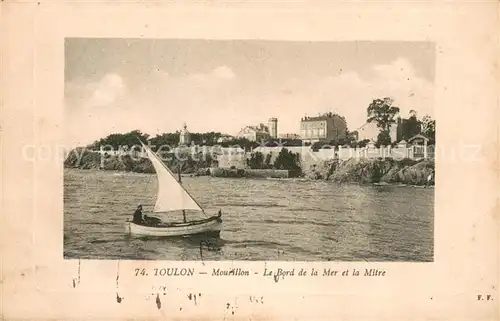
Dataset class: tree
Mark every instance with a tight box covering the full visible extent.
[264,141,280,147]
[88,130,150,150]
[421,115,436,144]
[221,138,259,151]
[190,131,223,146]
[367,97,400,132]
[247,152,265,169]
[376,131,392,147]
[264,153,272,169]
[280,139,303,147]
[148,132,181,150]
[273,148,301,171]
[311,141,331,151]
[345,130,358,145]
[357,139,370,148]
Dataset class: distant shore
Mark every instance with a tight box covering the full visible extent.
[64,149,434,186]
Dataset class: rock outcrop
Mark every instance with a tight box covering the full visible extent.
[304,158,434,186]
[64,149,213,174]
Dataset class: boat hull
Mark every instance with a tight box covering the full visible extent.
[125,216,222,237]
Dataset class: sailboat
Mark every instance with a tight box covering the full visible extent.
[125,141,223,237]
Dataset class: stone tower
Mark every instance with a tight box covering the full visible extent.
[268,117,278,138]
[179,123,191,146]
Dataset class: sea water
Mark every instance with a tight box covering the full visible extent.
[63,168,434,261]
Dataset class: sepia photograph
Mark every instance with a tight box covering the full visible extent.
[3,2,499,320]
[63,39,436,261]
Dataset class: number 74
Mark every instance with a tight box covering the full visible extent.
[135,268,147,276]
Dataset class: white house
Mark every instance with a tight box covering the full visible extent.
[237,123,271,142]
[356,122,397,142]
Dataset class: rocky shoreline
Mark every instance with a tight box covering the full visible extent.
[64,149,434,186]
[303,157,434,186]
[64,148,213,174]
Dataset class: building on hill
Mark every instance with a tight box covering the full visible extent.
[356,122,397,143]
[237,123,271,142]
[300,112,347,143]
[179,123,191,146]
[396,117,422,141]
[356,117,417,143]
[278,133,300,139]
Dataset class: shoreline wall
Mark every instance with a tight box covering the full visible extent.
[64,149,434,185]
[209,168,291,179]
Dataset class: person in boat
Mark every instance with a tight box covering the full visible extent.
[132,205,144,224]
[144,214,162,226]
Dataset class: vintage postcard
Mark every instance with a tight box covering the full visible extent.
[1,1,499,320]
[63,39,435,262]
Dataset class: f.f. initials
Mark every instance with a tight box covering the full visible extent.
[477,294,493,301]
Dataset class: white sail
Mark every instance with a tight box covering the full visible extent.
[141,143,203,213]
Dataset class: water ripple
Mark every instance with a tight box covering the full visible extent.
[64,169,434,261]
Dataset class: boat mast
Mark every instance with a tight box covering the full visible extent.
[178,163,187,223]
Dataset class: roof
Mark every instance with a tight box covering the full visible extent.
[301,113,344,122]
[408,134,429,142]
[241,124,269,134]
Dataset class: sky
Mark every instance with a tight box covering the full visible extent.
[64,39,435,147]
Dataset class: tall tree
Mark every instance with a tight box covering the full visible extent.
[367,97,401,132]
[376,131,392,147]
[421,115,436,144]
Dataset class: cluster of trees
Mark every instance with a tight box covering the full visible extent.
[88,131,274,152]
[247,152,272,169]
[367,97,436,146]
[219,138,260,151]
[87,130,150,150]
[246,148,301,171]
[189,132,223,146]
[88,130,310,152]
[274,149,301,171]
[148,132,181,148]
[147,131,226,148]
